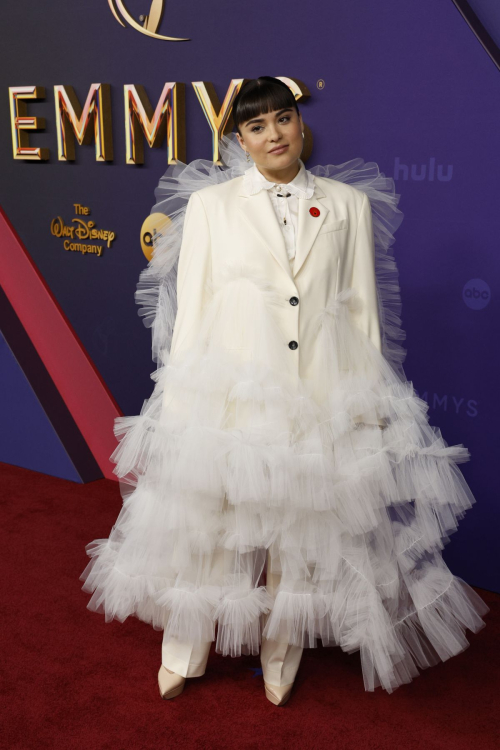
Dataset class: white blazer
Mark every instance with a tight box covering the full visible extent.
[168,171,384,426]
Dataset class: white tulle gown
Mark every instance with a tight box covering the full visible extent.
[80,132,489,694]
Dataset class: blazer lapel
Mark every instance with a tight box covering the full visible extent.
[236,174,329,279]
[292,182,329,277]
[236,187,292,279]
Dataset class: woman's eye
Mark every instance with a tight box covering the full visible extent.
[251,116,290,133]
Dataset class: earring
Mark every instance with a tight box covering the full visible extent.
[245,151,250,162]
[302,132,304,138]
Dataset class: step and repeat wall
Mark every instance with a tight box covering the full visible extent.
[1,0,498,590]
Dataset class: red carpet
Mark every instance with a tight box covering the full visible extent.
[2,461,498,749]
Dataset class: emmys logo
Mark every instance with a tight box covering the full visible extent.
[108,0,190,41]
[414,388,479,419]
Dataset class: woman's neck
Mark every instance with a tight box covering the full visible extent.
[254,159,301,184]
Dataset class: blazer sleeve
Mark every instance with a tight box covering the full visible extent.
[169,191,212,362]
[350,192,386,429]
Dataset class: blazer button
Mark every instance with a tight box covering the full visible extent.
[288,340,298,350]
[289,296,299,306]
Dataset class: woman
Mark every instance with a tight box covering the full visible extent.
[80,77,489,706]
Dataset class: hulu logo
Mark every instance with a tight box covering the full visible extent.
[393,157,453,181]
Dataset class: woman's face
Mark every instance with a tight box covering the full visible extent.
[236,106,304,176]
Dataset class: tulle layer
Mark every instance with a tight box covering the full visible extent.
[80,132,489,694]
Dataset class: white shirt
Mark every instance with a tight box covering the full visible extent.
[241,158,316,263]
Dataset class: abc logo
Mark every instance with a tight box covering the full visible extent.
[462,279,490,310]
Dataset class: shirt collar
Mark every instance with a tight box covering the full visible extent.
[242,157,315,198]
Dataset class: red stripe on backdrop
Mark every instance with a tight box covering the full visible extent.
[0,205,122,480]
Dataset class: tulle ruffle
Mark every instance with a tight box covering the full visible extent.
[80,132,489,694]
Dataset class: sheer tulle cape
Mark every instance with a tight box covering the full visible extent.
[80,132,489,694]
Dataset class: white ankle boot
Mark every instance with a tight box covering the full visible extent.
[158,665,186,699]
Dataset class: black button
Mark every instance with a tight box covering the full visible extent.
[289,296,299,306]
[288,340,298,350]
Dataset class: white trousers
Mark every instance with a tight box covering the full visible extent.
[162,550,304,687]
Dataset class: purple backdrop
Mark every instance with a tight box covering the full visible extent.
[1,0,498,591]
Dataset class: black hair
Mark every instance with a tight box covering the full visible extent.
[232,77,300,135]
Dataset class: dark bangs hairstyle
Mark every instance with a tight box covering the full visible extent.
[232,77,300,135]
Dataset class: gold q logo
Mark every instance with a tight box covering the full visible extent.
[108,0,190,41]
